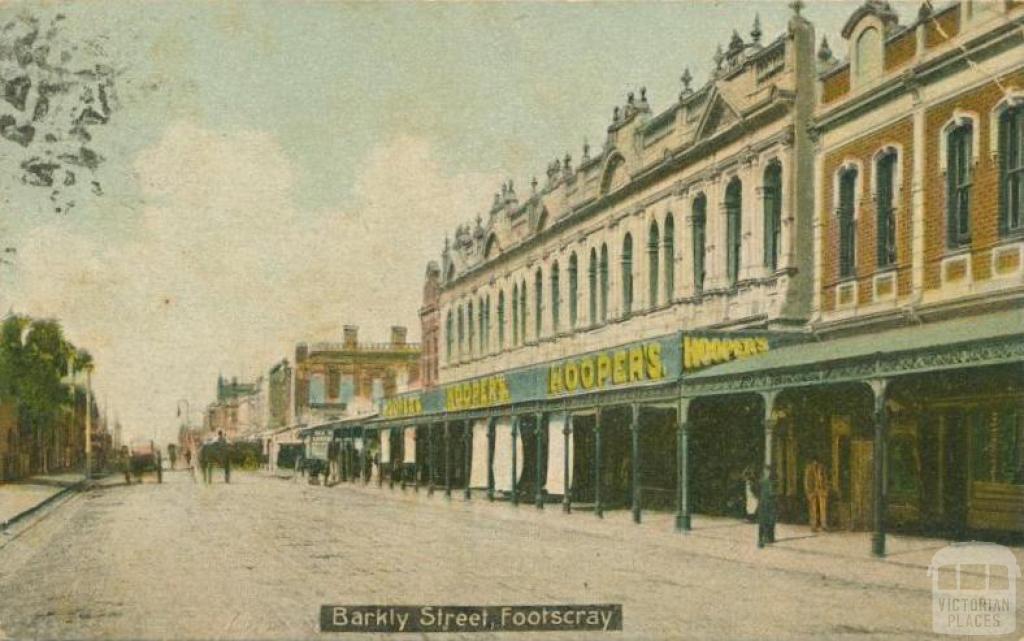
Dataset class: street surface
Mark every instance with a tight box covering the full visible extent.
[0,470,1013,641]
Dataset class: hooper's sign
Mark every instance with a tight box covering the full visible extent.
[444,375,511,412]
[548,342,665,396]
[382,395,423,418]
[682,335,769,371]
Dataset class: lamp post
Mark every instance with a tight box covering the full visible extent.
[84,365,93,481]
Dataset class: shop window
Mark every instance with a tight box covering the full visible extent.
[838,166,858,279]
[599,244,609,322]
[664,214,675,302]
[1000,104,1024,236]
[692,195,707,294]
[725,177,742,286]
[997,409,1023,485]
[550,262,560,333]
[763,163,782,271]
[568,253,579,328]
[621,233,633,315]
[534,268,543,338]
[889,433,919,495]
[876,150,898,268]
[588,249,597,326]
[648,222,660,309]
[947,122,973,248]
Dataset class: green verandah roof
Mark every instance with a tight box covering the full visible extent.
[681,308,1024,394]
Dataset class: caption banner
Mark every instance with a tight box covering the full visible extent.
[320,604,623,633]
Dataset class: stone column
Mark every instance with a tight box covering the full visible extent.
[676,397,692,531]
[631,403,641,524]
[870,379,890,557]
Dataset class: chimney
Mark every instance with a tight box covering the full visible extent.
[343,325,359,348]
[390,326,407,346]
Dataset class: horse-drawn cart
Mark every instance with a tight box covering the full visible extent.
[122,441,163,484]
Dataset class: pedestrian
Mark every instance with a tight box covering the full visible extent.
[120,446,131,485]
[757,465,775,548]
[804,458,829,532]
[217,430,231,484]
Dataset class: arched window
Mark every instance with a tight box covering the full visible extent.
[725,177,743,286]
[519,280,527,342]
[599,243,609,321]
[692,195,707,294]
[445,310,453,362]
[876,150,898,268]
[511,284,519,346]
[534,268,543,339]
[568,253,579,328]
[457,304,465,358]
[999,103,1024,236]
[466,301,474,357]
[550,262,560,333]
[588,249,598,326]
[838,166,858,278]
[947,121,973,247]
[478,297,486,354]
[648,221,660,309]
[621,233,634,315]
[763,162,782,271]
[664,214,675,302]
[497,291,506,349]
[855,26,881,85]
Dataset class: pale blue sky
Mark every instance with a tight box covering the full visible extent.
[0,1,919,443]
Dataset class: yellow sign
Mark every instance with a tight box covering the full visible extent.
[548,342,664,395]
[682,335,769,370]
[445,375,511,411]
[382,395,423,418]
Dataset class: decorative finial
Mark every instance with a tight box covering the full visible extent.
[729,30,744,55]
[789,0,804,17]
[508,179,515,194]
[751,14,762,44]
[640,86,647,102]
[817,36,833,62]
[713,44,724,70]
[680,67,693,93]
[613,106,620,122]
[918,1,932,20]
[582,139,590,161]
[531,175,538,192]
[563,152,572,171]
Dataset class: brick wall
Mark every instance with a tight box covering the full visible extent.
[821,116,914,311]
[924,6,960,49]
[884,29,916,72]
[923,69,1024,290]
[822,67,851,105]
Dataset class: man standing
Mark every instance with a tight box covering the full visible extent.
[217,430,231,484]
[804,458,829,532]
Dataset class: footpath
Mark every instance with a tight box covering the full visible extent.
[0,472,120,530]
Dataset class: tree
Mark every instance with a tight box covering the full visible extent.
[0,11,120,216]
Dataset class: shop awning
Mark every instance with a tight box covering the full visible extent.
[682,308,1024,394]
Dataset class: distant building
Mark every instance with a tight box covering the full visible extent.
[293,325,420,426]
[204,375,264,440]
[268,359,294,429]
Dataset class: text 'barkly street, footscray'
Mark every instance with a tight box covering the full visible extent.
[320,604,623,633]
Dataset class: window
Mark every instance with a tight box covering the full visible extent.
[466,301,474,356]
[550,262,560,333]
[599,244,609,322]
[534,269,543,338]
[621,233,633,315]
[445,310,453,361]
[588,249,597,326]
[511,284,519,346]
[838,166,858,278]
[664,214,675,302]
[947,122,973,248]
[497,291,505,349]
[763,163,782,271]
[725,177,742,286]
[854,26,881,85]
[1000,104,1024,236]
[876,150,898,268]
[457,305,464,358]
[648,222,660,309]
[478,297,486,354]
[568,253,578,328]
[484,295,490,353]
[692,195,707,294]
[519,280,527,343]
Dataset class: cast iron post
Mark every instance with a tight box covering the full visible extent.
[870,378,889,558]
[676,398,692,531]
[563,414,573,514]
[595,407,603,518]
[535,412,544,509]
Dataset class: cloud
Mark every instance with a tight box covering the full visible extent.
[3,122,498,444]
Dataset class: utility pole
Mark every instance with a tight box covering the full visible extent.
[85,366,93,481]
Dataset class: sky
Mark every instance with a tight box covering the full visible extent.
[0,0,920,445]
